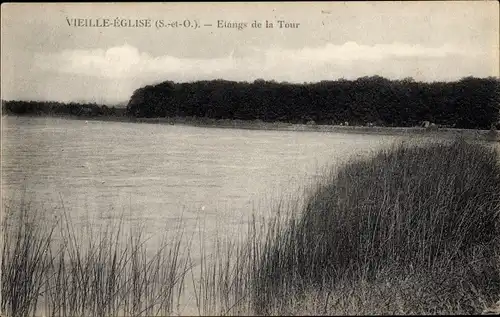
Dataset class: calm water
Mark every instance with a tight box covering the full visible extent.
[2,116,417,257]
[2,116,406,239]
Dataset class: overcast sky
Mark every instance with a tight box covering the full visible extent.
[1,2,499,104]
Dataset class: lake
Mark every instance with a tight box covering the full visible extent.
[1,116,408,240]
[4,116,500,315]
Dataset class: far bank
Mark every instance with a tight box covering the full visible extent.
[3,113,499,142]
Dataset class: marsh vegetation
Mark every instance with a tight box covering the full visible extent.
[2,138,499,316]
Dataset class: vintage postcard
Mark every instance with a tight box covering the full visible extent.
[1,2,499,316]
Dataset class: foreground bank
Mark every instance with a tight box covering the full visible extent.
[251,139,500,315]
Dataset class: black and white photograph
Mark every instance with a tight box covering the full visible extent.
[1,2,500,316]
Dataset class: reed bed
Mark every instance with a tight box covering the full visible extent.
[249,139,500,315]
[1,203,190,317]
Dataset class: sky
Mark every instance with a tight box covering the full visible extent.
[1,2,499,105]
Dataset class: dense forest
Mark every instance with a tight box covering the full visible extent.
[126,76,500,129]
[3,76,500,129]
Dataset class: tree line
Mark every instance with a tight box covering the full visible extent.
[3,76,499,129]
[126,76,499,129]
[1,100,126,117]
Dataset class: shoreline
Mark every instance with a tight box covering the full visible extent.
[3,113,499,141]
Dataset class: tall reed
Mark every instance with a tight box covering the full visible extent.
[1,204,190,317]
[250,139,500,315]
